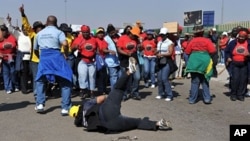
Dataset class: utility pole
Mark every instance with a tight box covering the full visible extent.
[221,0,224,24]
[64,0,67,23]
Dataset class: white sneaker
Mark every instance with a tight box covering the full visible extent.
[128,57,137,73]
[171,85,175,89]
[165,98,172,101]
[155,95,162,99]
[15,88,19,92]
[35,104,44,113]
[6,90,12,94]
[151,84,155,88]
[158,119,172,130]
[61,109,69,116]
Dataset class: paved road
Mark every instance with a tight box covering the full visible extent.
[0,65,249,141]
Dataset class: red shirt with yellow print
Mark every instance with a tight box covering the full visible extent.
[232,41,248,62]
[0,34,17,61]
[74,36,97,63]
[142,39,156,56]
[117,35,137,54]
[96,38,108,58]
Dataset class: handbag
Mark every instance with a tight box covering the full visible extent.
[158,43,167,65]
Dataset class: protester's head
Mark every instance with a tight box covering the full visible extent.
[71,32,79,38]
[221,32,228,37]
[81,25,91,39]
[46,15,58,27]
[129,26,140,40]
[106,24,116,37]
[33,21,44,33]
[96,27,105,39]
[193,25,204,37]
[237,28,249,43]
[123,25,132,35]
[146,30,154,40]
[184,33,191,40]
[69,105,81,118]
[0,24,9,38]
[59,23,72,35]
[212,27,217,33]
[231,27,239,38]
[159,27,168,40]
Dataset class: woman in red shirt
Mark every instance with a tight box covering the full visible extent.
[142,30,157,88]
[71,25,97,99]
[0,25,18,94]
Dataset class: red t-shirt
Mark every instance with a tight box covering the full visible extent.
[73,36,97,63]
[181,40,189,51]
[117,35,137,54]
[219,37,229,49]
[140,33,147,42]
[0,34,17,61]
[142,39,156,56]
[185,37,216,55]
[96,38,108,58]
[232,41,248,62]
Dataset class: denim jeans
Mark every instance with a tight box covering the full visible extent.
[220,49,225,64]
[183,53,189,66]
[157,64,173,99]
[78,60,96,90]
[30,61,38,96]
[2,61,18,91]
[190,72,211,103]
[143,57,156,84]
[99,71,157,132]
[108,66,120,90]
[120,65,140,96]
[36,75,72,110]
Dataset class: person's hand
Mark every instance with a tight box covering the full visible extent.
[109,50,116,55]
[244,51,250,57]
[157,53,162,58]
[6,13,11,22]
[19,4,24,14]
[127,52,132,56]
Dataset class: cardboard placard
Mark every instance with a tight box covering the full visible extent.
[163,22,178,33]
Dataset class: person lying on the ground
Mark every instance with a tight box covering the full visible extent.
[69,57,172,133]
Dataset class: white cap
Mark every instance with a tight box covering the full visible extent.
[212,27,216,31]
[222,32,228,36]
[159,27,168,34]
[119,28,124,34]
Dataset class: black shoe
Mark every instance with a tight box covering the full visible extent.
[132,95,141,100]
[230,96,237,101]
[81,93,90,99]
[237,97,245,101]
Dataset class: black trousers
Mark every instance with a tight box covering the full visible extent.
[96,67,108,94]
[20,60,30,93]
[99,71,157,132]
[231,62,248,98]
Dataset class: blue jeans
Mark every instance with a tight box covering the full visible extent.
[120,65,140,96]
[157,64,173,99]
[220,49,225,64]
[143,57,156,84]
[183,53,189,66]
[78,60,96,90]
[36,75,72,110]
[30,61,38,96]
[190,73,211,103]
[108,66,120,90]
[2,61,18,91]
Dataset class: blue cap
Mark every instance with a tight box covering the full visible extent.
[146,30,155,35]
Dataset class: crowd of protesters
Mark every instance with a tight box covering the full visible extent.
[1,5,250,120]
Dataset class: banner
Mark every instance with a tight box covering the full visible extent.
[184,10,202,26]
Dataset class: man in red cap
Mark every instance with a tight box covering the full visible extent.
[71,25,97,99]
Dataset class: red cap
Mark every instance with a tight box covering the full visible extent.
[81,25,90,32]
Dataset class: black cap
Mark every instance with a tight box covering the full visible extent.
[59,23,72,33]
[106,24,116,33]
[33,21,45,30]
[0,24,8,32]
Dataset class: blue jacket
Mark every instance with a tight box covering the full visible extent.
[36,49,73,82]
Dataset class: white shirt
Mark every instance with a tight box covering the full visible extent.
[157,38,173,53]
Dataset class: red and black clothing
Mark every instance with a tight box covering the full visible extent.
[225,39,250,100]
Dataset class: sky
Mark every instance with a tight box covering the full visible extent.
[0,0,250,29]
